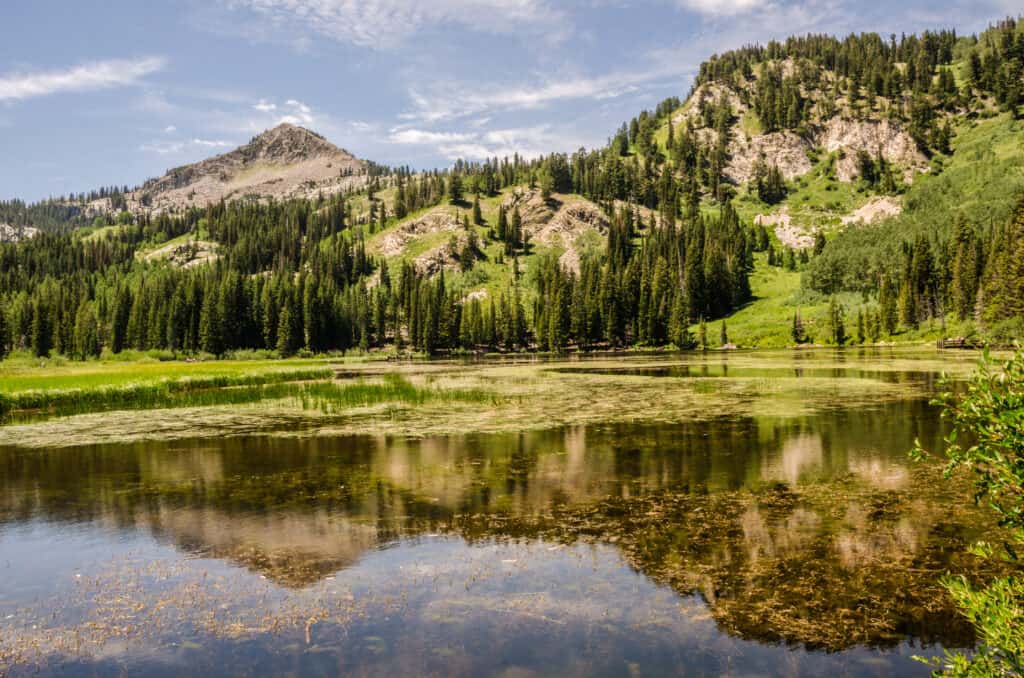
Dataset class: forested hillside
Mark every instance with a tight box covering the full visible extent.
[1,17,1023,359]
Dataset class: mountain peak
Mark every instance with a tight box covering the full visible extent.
[239,123,340,164]
[131,124,367,212]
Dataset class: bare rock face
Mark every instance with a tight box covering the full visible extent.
[130,124,367,212]
[0,223,39,243]
[815,118,927,182]
[726,131,813,184]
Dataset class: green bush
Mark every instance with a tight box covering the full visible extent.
[912,350,1024,676]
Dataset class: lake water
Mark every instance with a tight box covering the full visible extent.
[0,355,992,676]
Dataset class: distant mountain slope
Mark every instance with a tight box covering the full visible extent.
[129,123,368,212]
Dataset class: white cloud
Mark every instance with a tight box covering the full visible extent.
[221,0,566,48]
[163,125,177,133]
[677,0,770,16]
[0,57,165,102]
[274,98,315,126]
[389,128,475,145]
[386,123,582,161]
[253,99,277,111]
[140,137,233,154]
[402,65,683,123]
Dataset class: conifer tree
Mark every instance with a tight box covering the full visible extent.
[791,308,806,344]
[472,194,483,225]
[827,296,847,345]
[0,300,9,361]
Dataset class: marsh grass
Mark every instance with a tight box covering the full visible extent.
[290,375,499,414]
[0,368,333,420]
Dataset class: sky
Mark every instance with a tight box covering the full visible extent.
[0,0,1019,201]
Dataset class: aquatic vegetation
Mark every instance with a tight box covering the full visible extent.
[0,350,976,448]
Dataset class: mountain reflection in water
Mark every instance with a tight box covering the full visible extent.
[0,396,998,676]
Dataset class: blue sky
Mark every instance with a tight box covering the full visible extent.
[0,0,1018,201]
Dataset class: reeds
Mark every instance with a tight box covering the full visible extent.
[0,372,496,421]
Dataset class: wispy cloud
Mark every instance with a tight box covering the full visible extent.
[388,124,585,161]
[676,0,770,17]
[402,64,688,123]
[0,57,165,102]
[139,137,234,155]
[220,0,567,49]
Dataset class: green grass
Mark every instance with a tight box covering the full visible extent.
[0,357,334,393]
[0,372,498,421]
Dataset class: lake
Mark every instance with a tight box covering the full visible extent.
[0,351,996,676]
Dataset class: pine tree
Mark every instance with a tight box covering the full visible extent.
[720,320,728,346]
[856,308,866,344]
[0,300,9,361]
[448,173,464,205]
[981,199,1024,324]
[199,285,224,356]
[472,194,483,225]
[698,317,707,350]
[879,277,898,335]
[72,300,101,360]
[791,308,806,344]
[827,296,846,345]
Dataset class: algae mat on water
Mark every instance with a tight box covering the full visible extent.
[0,350,984,449]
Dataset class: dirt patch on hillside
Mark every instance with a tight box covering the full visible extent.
[726,131,813,183]
[840,196,902,226]
[815,118,927,182]
[755,209,815,250]
[413,231,483,275]
[377,209,462,258]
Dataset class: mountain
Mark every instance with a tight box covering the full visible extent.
[128,123,368,212]
[2,17,1024,361]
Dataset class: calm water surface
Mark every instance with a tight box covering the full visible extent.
[0,359,988,676]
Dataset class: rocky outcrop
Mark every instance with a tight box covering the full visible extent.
[814,118,927,182]
[376,209,462,258]
[502,190,610,273]
[0,223,39,243]
[726,131,813,183]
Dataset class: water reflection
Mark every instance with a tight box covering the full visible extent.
[0,391,1004,675]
